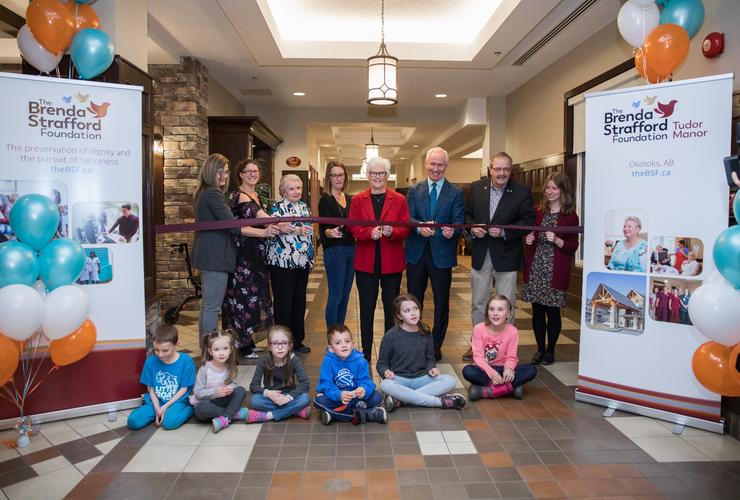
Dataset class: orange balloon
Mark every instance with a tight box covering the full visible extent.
[642,24,690,79]
[635,49,666,84]
[26,0,76,55]
[64,2,100,31]
[0,335,20,386]
[49,319,96,367]
[692,341,740,397]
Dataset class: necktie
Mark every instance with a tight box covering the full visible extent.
[429,182,438,217]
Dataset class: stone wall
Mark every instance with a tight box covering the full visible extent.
[150,57,209,308]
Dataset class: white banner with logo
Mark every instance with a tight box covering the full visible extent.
[578,74,732,429]
[0,72,145,420]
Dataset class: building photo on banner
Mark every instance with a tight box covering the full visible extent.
[578,73,733,432]
[0,72,145,426]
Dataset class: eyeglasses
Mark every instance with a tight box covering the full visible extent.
[329,173,345,178]
[242,169,260,175]
[490,167,512,173]
[270,341,290,347]
[368,171,387,178]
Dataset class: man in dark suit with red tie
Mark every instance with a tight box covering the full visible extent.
[406,147,465,361]
[463,152,535,361]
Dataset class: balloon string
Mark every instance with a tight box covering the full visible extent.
[25,366,57,400]
[24,337,46,402]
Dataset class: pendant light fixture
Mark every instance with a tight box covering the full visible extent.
[365,126,380,160]
[367,0,397,106]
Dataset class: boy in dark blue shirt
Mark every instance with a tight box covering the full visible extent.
[128,324,195,430]
[314,325,386,425]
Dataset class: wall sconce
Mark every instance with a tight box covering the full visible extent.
[153,133,163,154]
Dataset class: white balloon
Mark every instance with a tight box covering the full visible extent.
[630,0,657,7]
[42,285,89,340]
[17,25,62,74]
[617,1,660,48]
[0,284,44,341]
[688,281,740,346]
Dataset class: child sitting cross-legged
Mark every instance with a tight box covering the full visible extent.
[190,330,248,433]
[246,325,311,423]
[314,325,386,425]
[462,294,537,400]
[128,324,195,430]
[377,294,466,412]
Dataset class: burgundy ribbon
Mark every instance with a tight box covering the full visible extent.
[155,216,583,235]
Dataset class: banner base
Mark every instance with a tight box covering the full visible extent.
[0,398,141,430]
[575,389,724,434]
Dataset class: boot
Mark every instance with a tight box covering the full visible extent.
[481,383,514,399]
[352,406,387,425]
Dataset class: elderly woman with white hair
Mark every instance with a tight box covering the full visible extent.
[266,173,314,353]
[348,157,410,363]
[607,215,647,273]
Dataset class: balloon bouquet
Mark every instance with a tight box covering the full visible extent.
[0,194,97,446]
[17,0,115,80]
[688,175,740,397]
[617,0,705,84]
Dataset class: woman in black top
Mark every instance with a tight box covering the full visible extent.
[318,160,355,328]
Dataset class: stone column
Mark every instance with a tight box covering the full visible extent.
[149,57,209,309]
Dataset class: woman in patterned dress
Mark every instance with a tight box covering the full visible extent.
[222,159,279,359]
[521,172,580,366]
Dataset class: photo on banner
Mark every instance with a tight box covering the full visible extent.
[604,209,648,273]
[75,247,112,285]
[71,201,140,244]
[584,272,646,335]
[648,277,700,326]
[649,235,703,276]
[0,179,68,240]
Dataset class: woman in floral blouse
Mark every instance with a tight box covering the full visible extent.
[267,174,314,353]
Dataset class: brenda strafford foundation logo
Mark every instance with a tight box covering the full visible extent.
[602,97,710,145]
[27,94,112,140]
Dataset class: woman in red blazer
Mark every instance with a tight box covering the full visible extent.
[349,157,410,362]
[522,172,579,366]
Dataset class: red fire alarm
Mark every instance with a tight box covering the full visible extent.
[702,32,724,59]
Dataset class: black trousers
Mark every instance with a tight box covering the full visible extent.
[406,245,452,357]
[269,266,309,347]
[355,270,402,362]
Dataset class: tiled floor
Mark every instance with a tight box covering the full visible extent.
[2,254,740,499]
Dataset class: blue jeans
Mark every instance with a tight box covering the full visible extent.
[313,390,383,422]
[462,364,537,388]
[128,395,193,430]
[380,374,456,407]
[323,245,355,328]
[250,392,310,421]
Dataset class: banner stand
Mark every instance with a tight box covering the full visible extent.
[0,399,141,430]
[575,391,724,434]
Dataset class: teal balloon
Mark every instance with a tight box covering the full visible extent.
[70,29,114,80]
[660,0,705,38]
[0,241,39,287]
[713,225,740,288]
[9,194,60,250]
[38,238,85,291]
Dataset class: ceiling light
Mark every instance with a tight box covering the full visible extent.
[434,93,447,98]
[293,92,306,96]
[412,145,420,148]
[367,0,397,106]
[399,157,406,160]
[365,127,380,160]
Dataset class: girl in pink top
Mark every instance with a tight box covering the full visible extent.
[462,294,537,400]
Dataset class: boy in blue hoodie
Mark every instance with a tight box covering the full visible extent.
[314,325,386,425]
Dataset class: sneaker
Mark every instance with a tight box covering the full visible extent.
[541,352,555,365]
[294,344,311,354]
[232,407,248,421]
[246,409,271,424]
[240,351,260,360]
[440,393,467,410]
[384,395,402,413]
[513,385,523,400]
[462,347,473,362]
[352,406,387,425]
[531,350,545,364]
[212,416,229,433]
[468,385,483,401]
[320,410,332,425]
[296,406,311,420]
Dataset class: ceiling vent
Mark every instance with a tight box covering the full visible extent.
[238,88,273,96]
[513,0,600,66]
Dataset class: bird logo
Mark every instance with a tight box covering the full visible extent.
[631,100,640,108]
[75,92,90,103]
[86,101,111,118]
[61,96,72,103]
[643,95,657,105]
[654,100,678,118]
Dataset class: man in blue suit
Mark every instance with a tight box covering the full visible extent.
[406,147,465,361]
